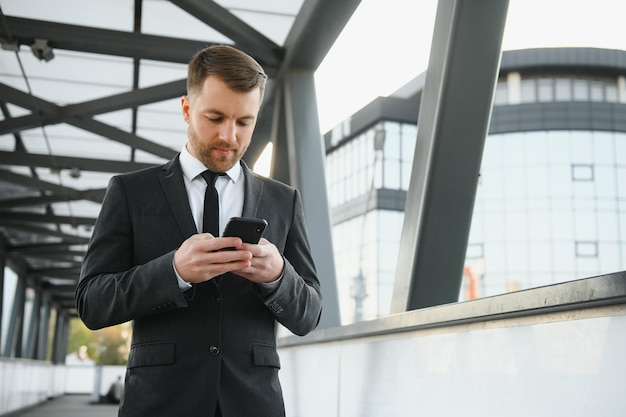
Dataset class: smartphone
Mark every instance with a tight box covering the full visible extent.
[223,217,268,244]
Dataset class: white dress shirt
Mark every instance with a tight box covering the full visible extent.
[174,145,280,291]
[179,144,245,235]
[174,145,245,290]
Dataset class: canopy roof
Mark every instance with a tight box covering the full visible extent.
[0,0,361,315]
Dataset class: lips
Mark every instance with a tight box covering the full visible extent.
[213,147,235,155]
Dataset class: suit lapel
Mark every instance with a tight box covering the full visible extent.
[241,161,264,218]
[158,155,198,238]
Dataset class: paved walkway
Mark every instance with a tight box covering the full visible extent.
[12,395,118,417]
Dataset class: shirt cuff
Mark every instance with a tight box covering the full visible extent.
[257,259,285,293]
[172,259,192,291]
[258,275,282,290]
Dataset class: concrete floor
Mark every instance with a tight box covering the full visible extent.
[11,395,118,417]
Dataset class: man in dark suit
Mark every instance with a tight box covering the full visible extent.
[76,45,323,417]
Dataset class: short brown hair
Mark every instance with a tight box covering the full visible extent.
[187,45,267,102]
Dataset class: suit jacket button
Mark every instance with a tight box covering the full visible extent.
[209,345,221,355]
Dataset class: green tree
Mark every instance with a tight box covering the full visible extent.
[67,318,131,365]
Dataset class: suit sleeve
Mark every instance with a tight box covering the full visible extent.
[256,189,323,336]
[75,175,188,330]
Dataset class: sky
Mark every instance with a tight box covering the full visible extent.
[314,0,626,134]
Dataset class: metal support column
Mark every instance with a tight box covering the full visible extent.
[277,69,340,328]
[25,284,43,359]
[51,308,67,364]
[0,240,5,355]
[269,85,290,184]
[391,0,510,313]
[59,313,70,363]
[3,274,26,357]
[37,294,52,360]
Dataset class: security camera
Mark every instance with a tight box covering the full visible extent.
[31,39,54,62]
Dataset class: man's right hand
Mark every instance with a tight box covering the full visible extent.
[173,233,253,283]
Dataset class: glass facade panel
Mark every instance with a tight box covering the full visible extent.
[402,137,417,160]
[383,160,401,190]
[525,134,549,165]
[537,78,553,102]
[599,243,621,272]
[326,92,626,324]
[574,211,598,239]
[382,122,401,189]
[590,81,604,102]
[571,133,594,164]
[593,132,615,164]
[555,78,572,101]
[528,210,551,240]
[527,166,550,198]
[506,75,620,105]
[503,132,525,166]
[606,84,618,102]
[520,79,536,103]
[401,124,417,162]
[1,268,18,353]
[383,122,401,159]
[573,79,589,101]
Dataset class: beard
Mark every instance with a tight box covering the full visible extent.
[197,144,235,172]
[188,130,247,173]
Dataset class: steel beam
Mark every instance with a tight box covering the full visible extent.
[282,70,340,328]
[0,79,186,135]
[281,0,362,70]
[2,274,26,357]
[0,84,178,160]
[168,0,283,68]
[0,241,5,356]
[391,0,509,312]
[25,287,43,359]
[37,296,51,360]
[0,16,225,65]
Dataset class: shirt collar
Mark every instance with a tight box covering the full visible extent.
[180,144,242,183]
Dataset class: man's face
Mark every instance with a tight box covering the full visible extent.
[182,76,261,172]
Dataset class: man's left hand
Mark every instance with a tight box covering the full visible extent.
[232,238,284,283]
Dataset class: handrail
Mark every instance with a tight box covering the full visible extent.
[279,271,626,347]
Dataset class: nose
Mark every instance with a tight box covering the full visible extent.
[218,121,236,143]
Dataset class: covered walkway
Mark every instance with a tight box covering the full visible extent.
[2,1,625,416]
[10,395,116,417]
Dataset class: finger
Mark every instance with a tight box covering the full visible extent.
[210,248,252,263]
[209,259,252,277]
[200,236,244,252]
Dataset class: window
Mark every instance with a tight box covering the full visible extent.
[573,79,589,101]
[537,78,553,102]
[575,241,598,258]
[555,78,571,101]
[571,164,594,181]
[590,81,605,102]
[606,84,618,102]
[520,78,536,103]
[510,75,618,105]
[382,122,401,189]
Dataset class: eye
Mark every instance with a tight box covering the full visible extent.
[207,116,223,123]
[237,120,251,127]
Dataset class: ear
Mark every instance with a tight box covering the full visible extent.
[181,95,191,123]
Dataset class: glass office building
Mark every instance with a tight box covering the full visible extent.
[325,48,626,324]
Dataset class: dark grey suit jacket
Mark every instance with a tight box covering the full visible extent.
[76,156,322,417]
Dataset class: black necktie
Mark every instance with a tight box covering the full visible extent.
[200,170,220,236]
